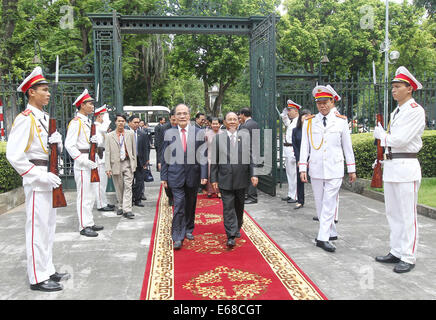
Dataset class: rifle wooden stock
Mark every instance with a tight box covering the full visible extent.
[48,118,67,208]
[370,113,384,188]
[89,122,100,182]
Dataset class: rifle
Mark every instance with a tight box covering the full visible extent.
[89,83,100,183]
[370,61,384,188]
[48,56,67,208]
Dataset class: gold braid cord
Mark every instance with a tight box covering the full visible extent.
[307,118,323,150]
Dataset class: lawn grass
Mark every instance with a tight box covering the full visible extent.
[370,177,436,208]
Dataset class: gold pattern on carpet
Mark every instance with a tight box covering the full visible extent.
[184,233,246,254]
[183,266,272,300]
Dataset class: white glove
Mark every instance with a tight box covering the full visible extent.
[39,172,62,189]
[86,159,98,169]
[90,135,98,144]
[373,122,387,140]
[48,131,62,145]
[371,159,383,169]
[48,131,63,152]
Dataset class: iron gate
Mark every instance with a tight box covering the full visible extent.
[249,15,277,196]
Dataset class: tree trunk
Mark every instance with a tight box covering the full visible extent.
[0,0,19,79]
[203,78,212,115]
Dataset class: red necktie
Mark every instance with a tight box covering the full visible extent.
[181,128,187,152]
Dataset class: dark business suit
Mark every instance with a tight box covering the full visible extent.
[210,130,254,239]
[154,123,164,171]
[161,125,208,241]
[239,118,259,202]
[292,126,304,205]
[132,129,150,203]
[158,122,175,205]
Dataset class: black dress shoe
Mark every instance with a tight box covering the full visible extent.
[375,253,401,264]
[313,216,319,221]
[185,233,194,240]
[50,272,71,282]
[329,236,338,241]
[30,279,63,292]
[294,203,304,209]
[141,196,147,201]
[97,206,114,212]
[287,198,297,204]
[117,209,123,215]
[227,238,236,248]
[80,227,98,237]
[134,201,144,207]
[123,212,134,219]
[245,199,257,204]
[107,204,115,209]
[236,232,241,238]
[281,196,291,201]
[394,261,415,273]
[174,241,183,250]
[91,225,104,231]
[315,239,336,252]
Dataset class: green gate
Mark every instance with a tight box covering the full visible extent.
[88,11,279,196]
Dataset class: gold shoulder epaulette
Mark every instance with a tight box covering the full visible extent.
[335,112,347,120]
[21,109,32,116]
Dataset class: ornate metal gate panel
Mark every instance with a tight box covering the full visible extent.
[249,15,277,196]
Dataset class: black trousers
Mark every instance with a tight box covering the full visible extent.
[221,188,245,239]
[245,183,257,201]
[171,185,197,241]
[132,164,145,203]
[296,166,305,205]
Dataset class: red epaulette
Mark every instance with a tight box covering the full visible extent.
[305,115,315,120]
[21,109,32,116]
[411,102,419,108]
[335,112,347,120]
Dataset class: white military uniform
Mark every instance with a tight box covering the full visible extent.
[6,104,58,285]
[299,109,356,242]
[283,113,298,200]
[65,112,96,231]
[380,98,425,264]
[93,111,111,209]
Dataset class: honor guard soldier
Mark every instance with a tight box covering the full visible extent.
[93,105,114,212]
[281,99,301,204]
[65,89,104,237]
[6,66,70,292]
[299,85,356,252]
[373,66,425,273]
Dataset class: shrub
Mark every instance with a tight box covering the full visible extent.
[0,151,22,193]
[351,130,436,179]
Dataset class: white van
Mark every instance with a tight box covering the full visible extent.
[123,105,170,148]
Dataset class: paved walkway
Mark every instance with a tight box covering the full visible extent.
[1,150,435,300]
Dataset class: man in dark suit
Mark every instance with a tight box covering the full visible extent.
[154,117,166,171]
[158,108,176,206]
[211,112,258,248]
[128,115,150,207]
[161,104,208,250]
[238,108,260,204]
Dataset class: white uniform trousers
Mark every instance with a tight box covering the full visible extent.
[23,185,56,284]
[384,180,420,264]
[74,167,96,231]
[93,163,108,209]
[311,178,342,241]
[285,155,298,200]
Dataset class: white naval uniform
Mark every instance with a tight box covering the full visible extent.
[65,112,96,231]
[299,111,356,242]
[283,115,298,200]
[6,104,57,285]
[380,98,425,265]
[93,121,110,209]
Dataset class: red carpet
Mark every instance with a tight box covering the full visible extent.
[140,186,327,300]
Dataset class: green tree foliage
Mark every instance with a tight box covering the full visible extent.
[278,0,436,77]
